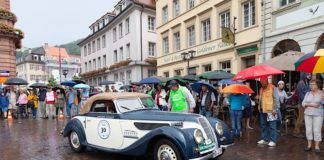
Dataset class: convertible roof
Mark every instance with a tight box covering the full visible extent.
[80,92,150,114]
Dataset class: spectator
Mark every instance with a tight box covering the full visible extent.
[243,82,254,130]
[277,81,292,132]
[229,93,245,137]
[146,85,155,99]
[294,73,311,138]
[155,84,167,111]
[27,90,38,119]
[45,87,57,119]
[8,86,17,119]
[38,87,47,118]
[0,88,9,119]
[17,89,28,118]
[66,88,75,117]
[257,76,280,147]
[111,86,118,92]
[198,84,216,117]
[105,86,111,92]
[55,90,65,118]
[168,80,196,113]
[303,80,323,153]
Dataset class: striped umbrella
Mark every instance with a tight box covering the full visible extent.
[295,49,324,73]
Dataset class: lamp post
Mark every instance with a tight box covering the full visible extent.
[181,50,196,75]
[63,69,68,79]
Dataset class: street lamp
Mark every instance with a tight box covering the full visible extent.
[63,69,68,79]
[181,50,196,75]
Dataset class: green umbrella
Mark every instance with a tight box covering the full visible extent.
[199,70,235,80]
[163,76,188,86]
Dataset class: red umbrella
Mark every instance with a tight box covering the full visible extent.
[233,64,284,81]
[222,84,254,94]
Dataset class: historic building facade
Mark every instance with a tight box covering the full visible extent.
[156,0,261,77]
[262,0,324,62]
[79,0,157,86]
[0,0,23,82]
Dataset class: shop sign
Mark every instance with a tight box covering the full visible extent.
[236,45,258,55]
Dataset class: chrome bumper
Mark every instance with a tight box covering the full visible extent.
[189,147,223,160]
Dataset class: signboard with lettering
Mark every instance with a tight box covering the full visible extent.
[158,40,233,66]
[236,45,258,55]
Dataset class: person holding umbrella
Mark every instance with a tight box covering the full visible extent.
[168,80,196,113]
[197,84,216,117]
[257,76,280,147]
[0,88,9,119]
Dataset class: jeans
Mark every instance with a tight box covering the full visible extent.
[31,106,37,117]
[200,106,212,117]
[230,110,243,137]
[66,103,74,117]
[304,114,324,142]
[260,113,278,143]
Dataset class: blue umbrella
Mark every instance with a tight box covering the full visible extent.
[61,80,76,87]
[191,81,217,95]
[219,79,243,85]
[139,76,165,84]
[73,84,90,89]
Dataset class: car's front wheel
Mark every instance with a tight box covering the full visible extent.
[153,139,182,160]
[68,131,84,152]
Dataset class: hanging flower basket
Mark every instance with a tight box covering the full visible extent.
[0,23,24,38]
[145,57,157,65]
[0,9,17,22]
[109,59,132,70]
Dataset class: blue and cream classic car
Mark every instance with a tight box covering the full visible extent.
[63,92,233,160]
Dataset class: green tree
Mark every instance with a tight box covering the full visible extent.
[48,76,57,87]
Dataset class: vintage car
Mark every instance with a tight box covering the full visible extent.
[63,92,233,160]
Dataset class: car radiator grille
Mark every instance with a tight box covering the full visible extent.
[198,117,216,143]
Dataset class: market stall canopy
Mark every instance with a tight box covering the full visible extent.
[199,70,235,80]
[4,78,28,85]
[262,51,304,71]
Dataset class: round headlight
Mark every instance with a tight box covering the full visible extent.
[194,129,204,144]
[215,123,224,136]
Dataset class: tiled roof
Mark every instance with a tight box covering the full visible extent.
[46,47,69,58]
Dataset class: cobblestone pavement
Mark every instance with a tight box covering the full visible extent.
[0,118,323,160]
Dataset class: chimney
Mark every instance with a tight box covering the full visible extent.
[44,43,49,49]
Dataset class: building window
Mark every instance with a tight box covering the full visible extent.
[173,0,180,17]
[162,6,168,24]
[220,61,231,73]
[35,65,40,71]
[114,50,118,63]
[203,64,212,72]
[88,43,91,55]
[280,0,296,7]
[103,55,106,67]
[85,62,87,72]
[83,46,87,56]
[243,0,255,28]
[119,47,124,61]
[202,19,211,42]
[98,77,102,85]
[188,67,197,75]
[148,42,156,56]
[102,35,106,48]
[126,70,132,82]
[114,74,118,82]
[92,41,96,53]
[30,64,34,70]
[120,72,125,83]
[89,61,92,71]
[148,69,157,77]
[220,10,230,29]
[125,18,130,34]
[148,16,156,31]
[98,57,101,69]
[126,43,130,58]
[163,37,169,54]
[119,23,123,39]
[97,38,101,51]
[93,59,96,70]
[174,69,181,76]
[113,28,117,42]
[187,26,196,47]
[188,0,195,10]
[174,32,181,51]
[163,71,169,78]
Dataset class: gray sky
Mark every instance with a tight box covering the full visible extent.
[11,0,119,48]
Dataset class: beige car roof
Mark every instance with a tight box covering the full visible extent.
[80,92,150,114]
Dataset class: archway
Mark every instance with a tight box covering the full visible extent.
[316,33,324,49]
[272,39,301,58]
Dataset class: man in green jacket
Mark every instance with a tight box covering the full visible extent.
[167,80,196,113]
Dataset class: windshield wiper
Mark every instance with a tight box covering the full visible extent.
[120,106,131,110]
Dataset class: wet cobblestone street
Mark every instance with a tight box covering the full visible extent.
[0,118,323,160]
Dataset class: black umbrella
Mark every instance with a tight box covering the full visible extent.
[4,77,28,85]
[182,75,200,82]
[99,80,115,85]
[30,82,47,88]
[73,79,86,84]
[199,70,235,80]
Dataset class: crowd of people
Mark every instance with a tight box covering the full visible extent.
[0,73,323,152]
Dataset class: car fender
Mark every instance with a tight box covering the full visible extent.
[207,117,233,146]
[63,118,88,146]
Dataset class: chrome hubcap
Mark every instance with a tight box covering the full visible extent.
[158,144,177,160]
[70,132,80,149]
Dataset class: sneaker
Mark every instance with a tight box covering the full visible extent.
[257,140,268,145]
[268,141,276,147]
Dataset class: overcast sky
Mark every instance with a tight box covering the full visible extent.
[11,0,119,48]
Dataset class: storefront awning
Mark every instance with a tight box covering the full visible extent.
[262,51,304,71]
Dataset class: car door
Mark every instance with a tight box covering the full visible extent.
[84,100,124,149]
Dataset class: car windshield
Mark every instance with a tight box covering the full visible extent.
[116,97,158,113]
